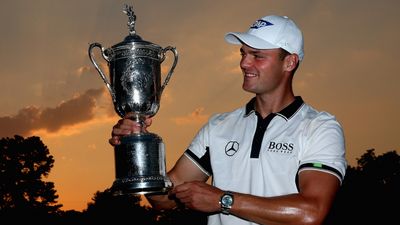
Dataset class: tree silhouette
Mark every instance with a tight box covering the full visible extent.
[156,207,208,225]
[83,188,157,225]
[82,188,208,225]
[0,135,62,224]
[324,149,400,225]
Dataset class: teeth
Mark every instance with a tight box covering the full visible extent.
[245,73,257,77]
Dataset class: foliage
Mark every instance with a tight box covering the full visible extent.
[156,207,208,225]
[81,188,207,225]
[83,188,157,225]
[324,149,400,225]
[0,135,62,224]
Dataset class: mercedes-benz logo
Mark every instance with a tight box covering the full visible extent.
[225,141,239,156]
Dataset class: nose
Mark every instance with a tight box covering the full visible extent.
[240,55,252,70]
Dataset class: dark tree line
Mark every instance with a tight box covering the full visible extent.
[0,135,399,225]
[325,149,400,225]
[0,135,61,224]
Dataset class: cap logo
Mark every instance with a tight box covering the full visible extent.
[250,19,273,29]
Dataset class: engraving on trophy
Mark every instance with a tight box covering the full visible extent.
[116,48,159,60]
[121,58,151,94]
[88,4,178,195]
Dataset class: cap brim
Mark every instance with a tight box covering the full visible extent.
[225,32,279,50]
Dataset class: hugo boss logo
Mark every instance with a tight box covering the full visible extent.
[267,141,294,153]
[225,141,239,156]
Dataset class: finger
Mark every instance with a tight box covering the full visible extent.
[113,118,141,135]
[170,183,183,195]
[108,136,121,146]
[124,112,135,119]
[117,118,137,129]
[144,117,153,127]
[171,183,191,197]
[112,124,131,136]
[121,118,144,131]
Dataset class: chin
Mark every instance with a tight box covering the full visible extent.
[242,86,256,94]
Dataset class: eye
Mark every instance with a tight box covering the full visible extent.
[240,49,245,57]
[254,54,265,59]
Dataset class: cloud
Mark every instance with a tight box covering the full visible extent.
[76,62,108,78]
[171,107,209,126]
[76,65,92,76]
[220,50,242,75]
[0,88,104,138]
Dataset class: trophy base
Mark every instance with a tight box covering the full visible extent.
[111,176,172,196]
[112,132,172,196]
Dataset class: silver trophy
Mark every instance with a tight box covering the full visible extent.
[88,4,178,195]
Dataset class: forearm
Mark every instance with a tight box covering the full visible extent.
[226,170,340,225]
[230,193,321,225]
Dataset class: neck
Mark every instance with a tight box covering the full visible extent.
[254,90,295,118]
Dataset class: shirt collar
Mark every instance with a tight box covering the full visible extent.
[245,96,304,120]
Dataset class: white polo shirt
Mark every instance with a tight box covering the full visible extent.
[184,96,347,225]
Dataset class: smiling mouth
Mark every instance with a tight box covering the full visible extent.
[244,72,257,78]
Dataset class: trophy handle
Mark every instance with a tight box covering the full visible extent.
[88,43,117,103]
[159,46,178,95]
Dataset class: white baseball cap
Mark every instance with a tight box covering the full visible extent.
[225,15,304,61]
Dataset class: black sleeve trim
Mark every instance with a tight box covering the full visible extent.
[295,163,344,192]
[184,147,212,176]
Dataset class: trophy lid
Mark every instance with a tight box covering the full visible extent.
[111,4,160,49]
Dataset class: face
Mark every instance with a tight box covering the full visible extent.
[239,45,288,95]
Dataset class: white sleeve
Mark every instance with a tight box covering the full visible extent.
[299,112,347,183]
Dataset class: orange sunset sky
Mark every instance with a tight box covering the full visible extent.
[1,0,399,211]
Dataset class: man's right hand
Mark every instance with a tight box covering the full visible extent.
[109,115,153,146]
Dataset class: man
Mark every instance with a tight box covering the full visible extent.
[110,15,347,225]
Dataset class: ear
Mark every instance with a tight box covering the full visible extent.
[284,54,299,72]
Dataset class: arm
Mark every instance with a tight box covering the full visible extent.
[172,170,340,225]
[230,170,340,225]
